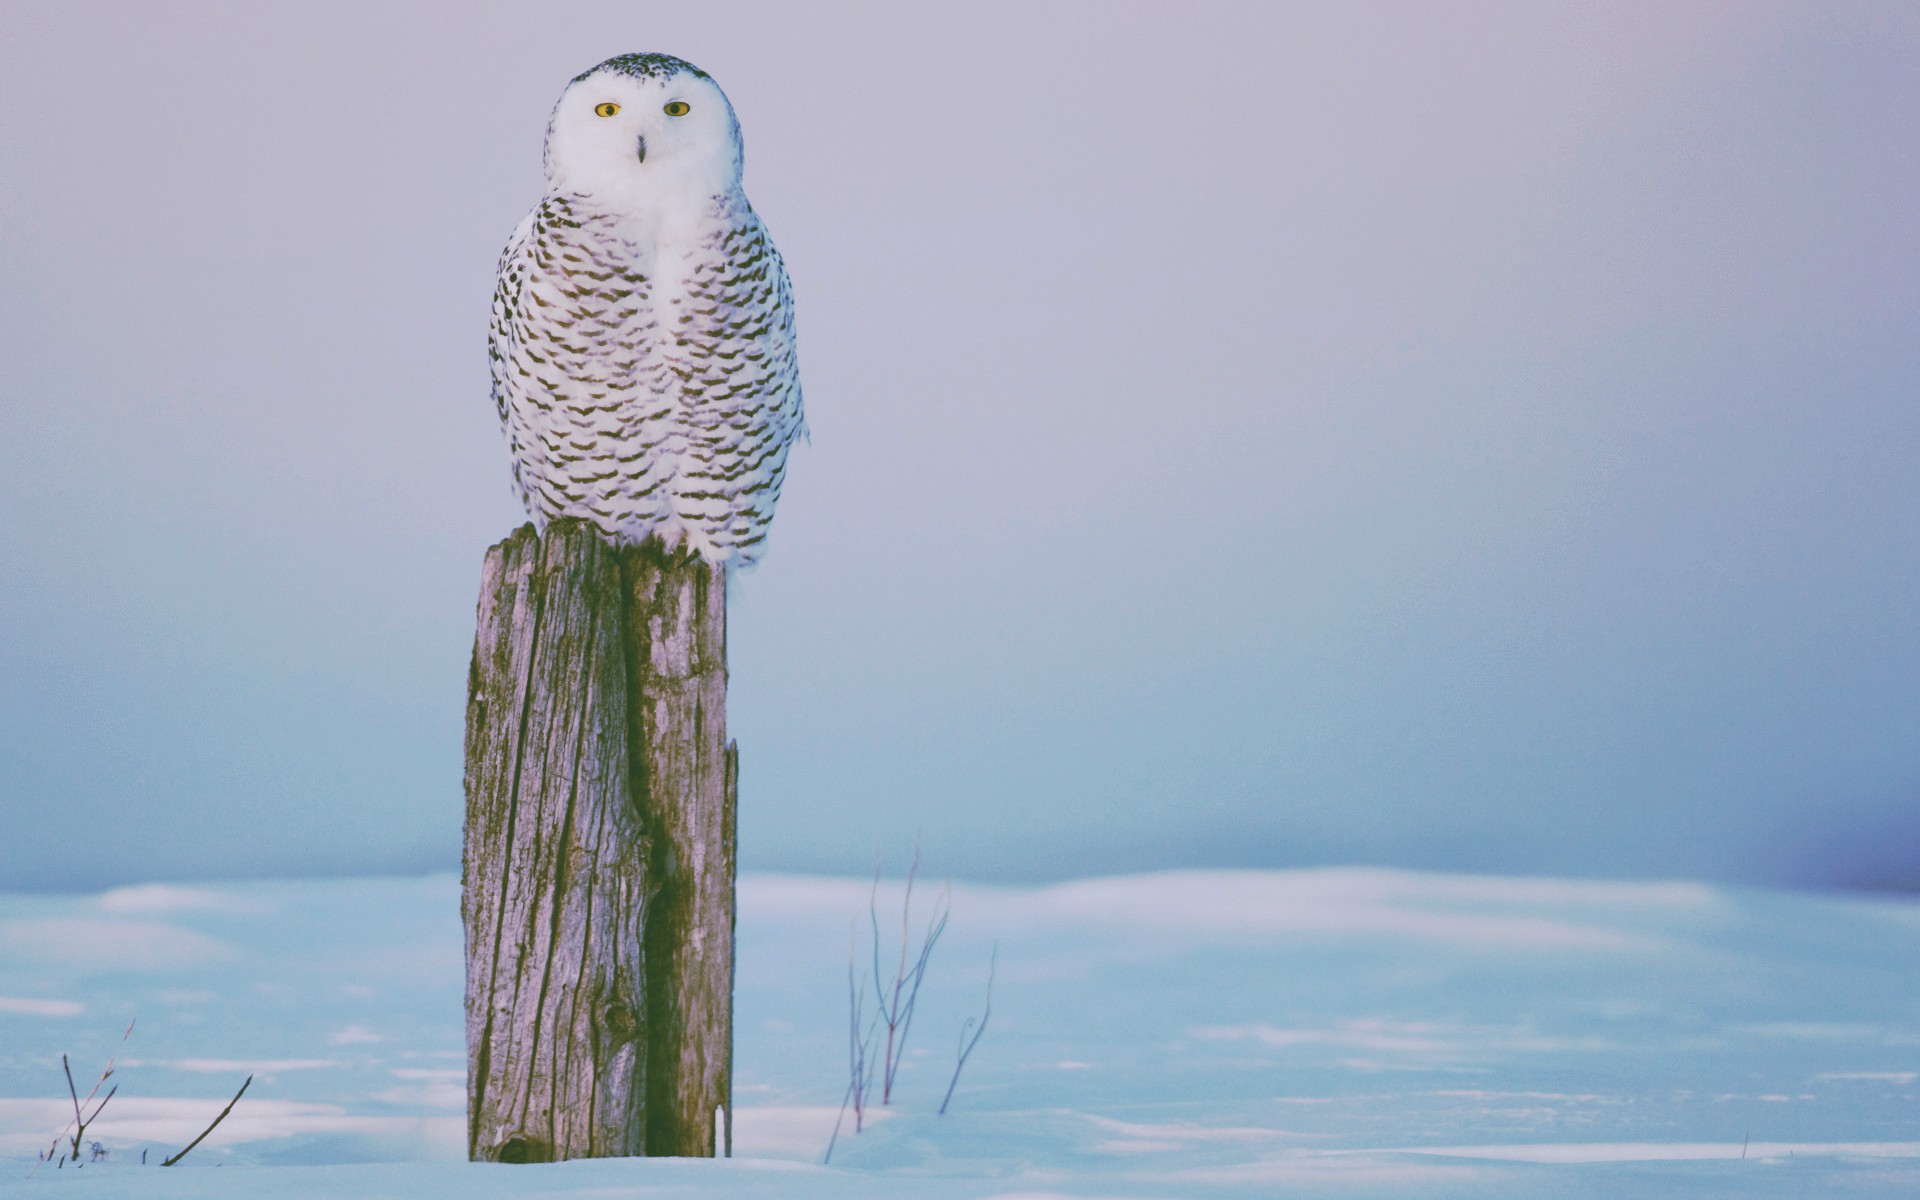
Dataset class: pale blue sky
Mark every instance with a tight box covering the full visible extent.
[1,1,1915,891]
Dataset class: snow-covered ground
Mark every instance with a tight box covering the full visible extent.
[2,868,1916,1197]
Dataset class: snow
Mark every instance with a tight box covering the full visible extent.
[2,868,1916,1197]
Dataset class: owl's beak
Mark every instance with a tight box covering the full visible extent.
[635,134,648,164]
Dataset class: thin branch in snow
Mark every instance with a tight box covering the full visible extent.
[826,922,880,1164]
[868,842,950,1106]
[161,1074,252,1167]
[940,944,995,1115]
[35,1030,126,1179]
[69,1056,119,1143]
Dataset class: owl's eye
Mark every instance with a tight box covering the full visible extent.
[594,102,621,118]
[663,101,691,117]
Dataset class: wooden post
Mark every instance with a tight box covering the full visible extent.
[623,547,736,1158]
[462,519,735,1161]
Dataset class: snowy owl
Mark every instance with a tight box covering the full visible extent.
[489,53,805,568]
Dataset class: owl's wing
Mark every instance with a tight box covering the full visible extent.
[487,208,540,431]
[487,206,561,517]
[675,200,807,563]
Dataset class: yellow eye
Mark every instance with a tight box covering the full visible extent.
[664,101,690,116]
[593,102,621,117]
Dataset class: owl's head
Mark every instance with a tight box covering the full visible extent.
[543,54,744,205]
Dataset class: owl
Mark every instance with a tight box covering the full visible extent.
[489,53,805,568]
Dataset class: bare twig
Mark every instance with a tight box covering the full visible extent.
[63,1056,80,1121]
[868,844,950,1105]
[160,1075,252,1167]
[823,1076,854,1165]
[940,945,995,1115]
[59,1054,117,1166]
[62,1055,82,1148]
[32,1028,132,1182]
[848,956,868,1134]
[825,924,879,1164]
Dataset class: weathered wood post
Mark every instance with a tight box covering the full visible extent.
[622,543,737,1158]
[463,519,736,1161]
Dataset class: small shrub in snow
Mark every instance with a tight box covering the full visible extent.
[826,846,994,1162]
